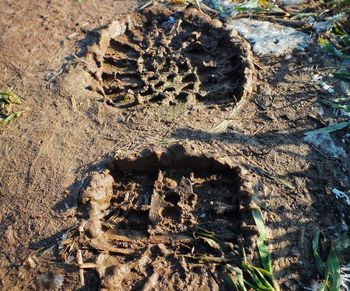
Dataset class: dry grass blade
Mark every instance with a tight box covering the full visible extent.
[278,179,295,190]
[137,0,153,11]
[208,120,231,133]
[182,254,233,264]
[168,0,201,10]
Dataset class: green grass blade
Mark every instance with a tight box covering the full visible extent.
[304,121,350,135]
[252,208,270,270]
[252,208,280,291]
[236,0,261,12]
[319,36,350,60]
[312,230,343,290]
[236,270,247,291]
[250,265,275,290]
[321,99,350,112]
[320,274,329,291]
[278,179,295,190]
[224,267,248,291]
[0,109,29,126]
[312,229,325,275]
[222,271,240,290]
[250,265,274,277]
[325,244,341,291]
[206,0,226,17]
[334,71,350,81]
[242,262,273,291]
[256,237,272,272]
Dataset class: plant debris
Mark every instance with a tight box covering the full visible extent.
[34,144,260,289]
[312,229,341,291]
[0,91,29,126]
[331,188,350,206]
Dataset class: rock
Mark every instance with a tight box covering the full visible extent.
[25,256,37,269]
[4,225,17,245]
[33,274,64,290]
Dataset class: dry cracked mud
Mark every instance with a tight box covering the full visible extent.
[84,6,254,108]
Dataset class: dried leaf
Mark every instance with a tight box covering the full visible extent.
[0,91,21,104]
[278,179,295,190]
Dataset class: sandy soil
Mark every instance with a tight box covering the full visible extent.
[0,0,349,290]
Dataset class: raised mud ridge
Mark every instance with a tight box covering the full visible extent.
[84,6,254,108]
[70,144,257,290]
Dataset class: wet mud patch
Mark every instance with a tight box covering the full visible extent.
[84,6,254,108]
[43,144,257,290]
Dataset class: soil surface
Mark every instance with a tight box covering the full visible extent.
[61,144,255,290]
[0,1,349,290]
[84,7,253,107]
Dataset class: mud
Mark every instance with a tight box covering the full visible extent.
[84,6,254,108]
[2,1,350,289]
[55,144,257,290]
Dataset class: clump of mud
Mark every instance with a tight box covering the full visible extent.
[85,6,254,108]
[54,144,257,290]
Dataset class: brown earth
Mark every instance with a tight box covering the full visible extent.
[83,6,253,107]
[0,0,349,290]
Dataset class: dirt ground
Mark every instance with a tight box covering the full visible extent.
[0,0,349,290]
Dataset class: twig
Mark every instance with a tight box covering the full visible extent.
[137,0,153,11]
[77,250,85,286]
[247,145,273,156]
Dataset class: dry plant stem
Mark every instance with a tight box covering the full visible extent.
[77,249,85,286]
